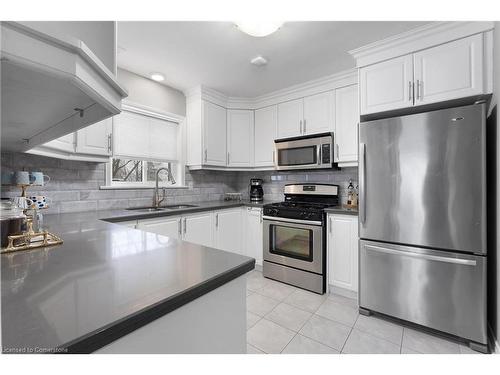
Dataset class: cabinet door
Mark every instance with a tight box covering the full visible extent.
[214,208,242,255]
[244,207,263,266]
[117,220,138,229]
[203,100,227,166]
[137,216,181,240]
[328,215,359,292]
[227,109,254,167]
[183,212,213,247]
[44,132,75,153]
[335,85,359,164]
[303,91,334,135]
[113,111,149,159]
[360,54,413,115]
[277,98,303,138]
[76,118,112,156]
[254,105,277,167]
[413,34,484,106]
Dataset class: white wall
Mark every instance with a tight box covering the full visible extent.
[19,21,116,73]
[117,69,186,116]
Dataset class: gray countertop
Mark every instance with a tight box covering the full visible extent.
[324,206,359,216]
[1,202,257,353]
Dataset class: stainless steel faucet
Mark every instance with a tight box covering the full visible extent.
[152,166,176,208]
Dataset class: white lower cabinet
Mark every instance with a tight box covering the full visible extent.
[182,212,214,247]
[214,208,243,255]
[137,217,181,239]
[327,214,359,294]
[244,207,263,266]
[133,207,263,263]
[118,220,138,229]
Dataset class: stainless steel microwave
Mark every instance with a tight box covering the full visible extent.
[274,132,335,170]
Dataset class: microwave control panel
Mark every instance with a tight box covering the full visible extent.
[321,144,331,164]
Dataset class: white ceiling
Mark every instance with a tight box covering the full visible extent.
[117,21,429,97]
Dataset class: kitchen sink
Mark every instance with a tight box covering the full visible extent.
[162,204,198,209]
[125,207,168,212]
[125,204,198,212]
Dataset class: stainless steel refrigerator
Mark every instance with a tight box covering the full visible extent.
[358,103,487,352]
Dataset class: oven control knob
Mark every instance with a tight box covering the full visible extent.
[270,208,279,216]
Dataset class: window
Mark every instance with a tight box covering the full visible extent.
[110,158,176,186]
[104,106,185,188]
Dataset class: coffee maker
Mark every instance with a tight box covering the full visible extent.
[249,178,264,202]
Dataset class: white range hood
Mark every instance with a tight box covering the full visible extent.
[1,21,128,152]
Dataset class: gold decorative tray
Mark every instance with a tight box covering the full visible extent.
[1,231,63,254]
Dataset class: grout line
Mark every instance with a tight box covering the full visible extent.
[280,332,298,354]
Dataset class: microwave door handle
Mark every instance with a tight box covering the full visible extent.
[317,145,322,165]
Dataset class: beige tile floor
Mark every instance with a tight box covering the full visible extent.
[245,270,481,354]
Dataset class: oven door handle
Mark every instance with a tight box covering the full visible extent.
[263,216,323,226]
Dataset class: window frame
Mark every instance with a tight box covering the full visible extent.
[102,102,186,190]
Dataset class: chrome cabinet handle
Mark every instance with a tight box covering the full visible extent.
[416,79,420,100]
[419,80,423,101]
[183,218,187,235]
[107,134,112,153]
[178,218,182,237]
[227,152,230,164]
[364,245,477,266]
[359,143,366,224]
[215,213,219,228]
[303,119,306,133]
[408,81,412,102]
[204,149,207,162]
[299,120,303,134]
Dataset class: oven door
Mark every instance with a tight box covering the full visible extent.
[263,217,323,274]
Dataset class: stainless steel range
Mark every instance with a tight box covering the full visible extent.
[262,183,339,294]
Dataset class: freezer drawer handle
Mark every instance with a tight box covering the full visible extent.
[365,245,477,266]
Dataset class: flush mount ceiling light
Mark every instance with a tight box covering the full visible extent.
[235,21,283,37]
[250,55,268,67]
[150,73,165,82]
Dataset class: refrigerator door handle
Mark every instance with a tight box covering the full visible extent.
[364,244,477,266]
[359,142,366,224]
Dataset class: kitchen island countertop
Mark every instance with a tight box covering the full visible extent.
[1,204,255,353]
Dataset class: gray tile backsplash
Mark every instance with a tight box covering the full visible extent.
[1,152,357,213]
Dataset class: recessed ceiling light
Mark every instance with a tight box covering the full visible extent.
[235,21,283,37]
[250,55,268,66]
[150,73,165,82]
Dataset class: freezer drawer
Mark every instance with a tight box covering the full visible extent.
[359,240,487,344]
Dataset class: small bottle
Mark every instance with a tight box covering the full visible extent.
[347,180,355,206]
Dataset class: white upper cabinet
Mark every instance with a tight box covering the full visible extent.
[277,99,303,139]
[254,105,277,167]
[303,91,334,135]
[327,214,359,293]
[360,54,413,115]
[203,100,227,166]
[75,118,112,156]
[359,33,490,115]
[214,208,243,255]
[227,109,254,167]
[43,133,75,153]
[335,85,359,165]
[413,34,483,106]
